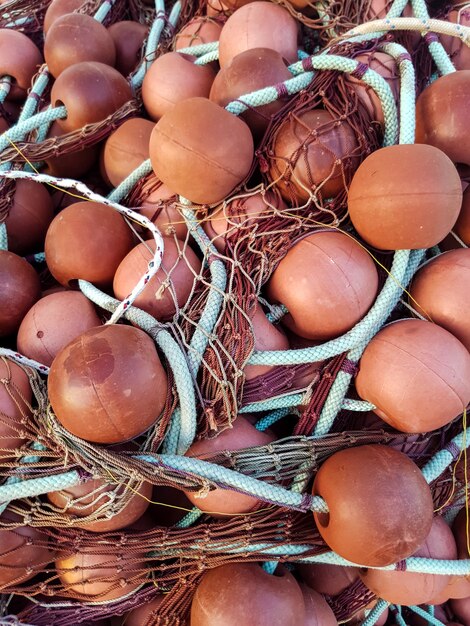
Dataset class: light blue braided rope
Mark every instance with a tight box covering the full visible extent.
[410,0,456,75]
[0,106,66,153]
[107,158,153,203]
[342,398,375,411]
[174,507,203,528]
[176,41,219,57]
[0,223,6,250]
[0,470,81,504]
[313,248,425,437]
[0,443,46,516]
[194,49,220,65]
[255,408,291,431]
[78,280,197,455]
[131,0,170,89]
[409,606,446,626]
[391,606,408,626]
[421,427,470,483]
[0,76,10,103]
[180,204,228,378]
[93,0,116,23]
[240,392,304,414]
[225,55,398,147]
[360,600,389,626]
[379,41,416,144]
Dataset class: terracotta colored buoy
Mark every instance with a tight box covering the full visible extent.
[0,251,41,337]
[174,17,222,51]
[312,444,434,566]
[0,358,33,453]
[43,0,86,33]
[360,516,457,604]
[0,29,43,100]
[48,325,168,444]
[17,291,102,367]
[209,48,292,138]
[45,201,134,288]
[266,231,378,341]
[139,186,187,240]
[454,185,470,246]
[0,511,50,587]
[184,416,274,516]
[300,584,337,626]
[143,53,215,121]
[244,304,289,380]
[51,62,132,133]
[150,97,254,205]
[125,595,167,626]
[4,180,54,256]
[299,563,359,596]
[205,190,283,252]
[269,109,360,202]
[415,71,470,166]
[107,21,148,77]
[348,144,462,250]
[56,548,143,600]
[101,118,154,187]
[191,563,306,625]
[218,2,298,68]
[113,237,201,321]
[355,319,470,433]
[47,477,152,532]
[410,249,470,352]
[44,13,116,78]
[44,121,98,179]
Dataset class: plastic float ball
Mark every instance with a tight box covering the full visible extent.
[244,304,289,380]
[440,9,470,71]
[452,507,470,559]
[454,185,470,245]
[416,71,470,167]
[350,604,389,625]
[345,51,399,126]
[209,48,292,139]
[0,29,43,100]
[44,201,134,289]
[113,237,202,321]
[268,109,360,202]
[360,516,457,604]
[0,511,50,587]
[355,319,470,433]
[44,13,116,78]
[142,53,215,121]
[107,21,148,77]
[312,444,434,567]
[43,0,86,33]
[218,2,298,68]
[44,121,99,179]
[191,563,306,625]
[183,416,275,516]
[17,291,102,367]
[50,62,132,133]
[101,118,154,187]
[0,358,33,453]
[204,190,284,252]
[138,185,188,240]
[450,597,470,624]
[0,251,41,337]
[56,549,143,600]
[47,477,153,532]
[299,563,359,595]
[48,325,168,444]
[3,181,54,256]
[174,17,222,51]
[348,144,462,250]
[150,97,254,205]
[266,231,378,341]
[409,250,470,352]
[300,585,337,626]
[125,595,169,626]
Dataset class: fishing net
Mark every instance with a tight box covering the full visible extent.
[0,0,469,625]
